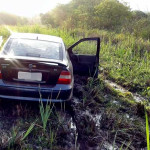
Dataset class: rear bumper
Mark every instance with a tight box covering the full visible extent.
[0,84,73,102]
[0,95,70,102]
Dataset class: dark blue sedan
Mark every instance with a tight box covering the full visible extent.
[0,33,100,102]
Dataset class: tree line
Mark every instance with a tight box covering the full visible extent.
[0,12,29,25]
[0,12,41,25]
[1,0,150,39]
[40,0,150,39]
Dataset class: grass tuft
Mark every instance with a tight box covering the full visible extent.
[145,109,150,150]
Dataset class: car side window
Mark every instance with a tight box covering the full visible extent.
[72,40,97,55]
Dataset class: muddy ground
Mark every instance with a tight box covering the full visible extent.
[0,76,147,150]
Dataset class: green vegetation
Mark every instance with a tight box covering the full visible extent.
[40,0,150,97]
[145,109,150,150]
[39,99,54,132]
[0,0,150,98]
[2,0,150,40]
[73,77,147,149]
[5,25,150,98]
[0,0,150,148]
[41,0,150,40]
[0,26,10,38]
[0,25,10,48]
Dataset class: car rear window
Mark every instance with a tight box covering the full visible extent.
[4,38,63,60]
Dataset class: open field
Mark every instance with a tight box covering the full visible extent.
[0,25,149,149]
[2,25,149,98]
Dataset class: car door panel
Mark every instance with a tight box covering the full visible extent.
[68,37,100,77]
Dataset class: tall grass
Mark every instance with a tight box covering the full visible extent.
[0,26,10,38]
[0,25,10,49]
[10,25,79,48]
[39,99,54,132]
[6,122,36,149]
[7,25,150,97]
[145,109,150,150]
[21,122,36,141]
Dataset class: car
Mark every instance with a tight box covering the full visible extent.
[0,33,100,102]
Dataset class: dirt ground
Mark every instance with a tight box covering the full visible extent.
[0,76,147,150]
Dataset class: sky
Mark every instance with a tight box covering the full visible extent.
[0,0,150,17]
[0,0,71,17]
[121,0,150,12]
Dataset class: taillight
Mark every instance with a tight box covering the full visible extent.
[57,71,71,84]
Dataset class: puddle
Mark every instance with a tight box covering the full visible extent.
[70,117,77,130]
[104,80,147,102]
[105,80,128,93]
[55,108,80,150]
[112,100,120,105]
[81,110,102,128]
[132,93,146,102]
[103,142,117,150]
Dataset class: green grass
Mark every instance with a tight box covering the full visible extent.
[9,25,79,48]
[145,109,150,150]
[39,99,54,132]
[0,25,10,49]
[0,26,10,38]
[0,25,149,148]
[21,121,36,141]
[7,25,150,97]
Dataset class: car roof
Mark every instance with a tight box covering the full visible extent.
[10,33,63,43]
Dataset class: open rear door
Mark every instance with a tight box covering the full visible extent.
[68,37,100,77]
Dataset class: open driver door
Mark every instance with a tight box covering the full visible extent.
[68,37,100,78]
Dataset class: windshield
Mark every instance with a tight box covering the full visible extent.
[4,38,63,60]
